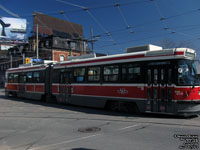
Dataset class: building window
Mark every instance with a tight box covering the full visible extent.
[70,42,76,50]
[60,55,65,62]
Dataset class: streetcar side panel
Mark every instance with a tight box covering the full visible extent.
[5,65,48,101]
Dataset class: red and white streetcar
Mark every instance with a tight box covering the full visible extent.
[5,45,200,116]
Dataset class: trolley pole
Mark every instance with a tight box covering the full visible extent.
[91,28,94,54]
[36,24,39,59]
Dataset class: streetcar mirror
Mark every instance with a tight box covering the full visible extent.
[178,65,189,74]
[178,68,183,73]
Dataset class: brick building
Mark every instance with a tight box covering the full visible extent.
[0,12,90,87]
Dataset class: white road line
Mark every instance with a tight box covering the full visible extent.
[28,134,102,150]
[116,123,141,131]
[27,123,141,150]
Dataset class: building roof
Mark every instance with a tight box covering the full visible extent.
[33,12,83,39]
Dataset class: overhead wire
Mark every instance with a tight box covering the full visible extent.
[113,1,132,30]
[55,0,119,48]
[2,0,200,54]
[61,12,83,38]
[152,0,168,30]
[17,1,200,44]
[152,0,198,39]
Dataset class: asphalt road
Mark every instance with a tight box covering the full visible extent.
[0,90,199,150]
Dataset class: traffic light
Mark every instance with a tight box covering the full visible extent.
[25,58,29,64]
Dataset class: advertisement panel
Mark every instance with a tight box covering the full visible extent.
[0,17,26,40]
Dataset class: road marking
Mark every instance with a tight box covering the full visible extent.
[28,133,102,150]
[27,123,141,150]
[116,123,141,131]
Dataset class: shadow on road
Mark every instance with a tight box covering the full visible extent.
[0,91,198,120]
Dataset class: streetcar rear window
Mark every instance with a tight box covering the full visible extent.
[26,72,33,83]
[33,72,40,83]
[13,74,19,83]
[8,73,13,83]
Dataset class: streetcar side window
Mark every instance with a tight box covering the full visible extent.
[19,73,26,83]
[52,69,60,83]
[26,72,33,83]
[33,72,40,83]
[8,73,13,83]
[122,64,141,83]
[74,67,85,82]
[168,69,172,85]
[88,66,100,82]
[39,71,45,83]
[103,65,119,82]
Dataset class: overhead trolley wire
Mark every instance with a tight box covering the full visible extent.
[113,2,135,34]
[56,0,119,47]
[152,0,168,29]
[19,0,200,41]
[61,12,83,38]
[10,0,200,54]
[145,0,198,39]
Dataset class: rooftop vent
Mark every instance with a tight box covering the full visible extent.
[126,44,162,53]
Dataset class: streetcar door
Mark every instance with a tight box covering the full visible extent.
[146,66,175,113]
[59,70,72,103]
[158,67,175,113]
[146,67,160,112]
[18,73,26,96]
[163,68,175,113]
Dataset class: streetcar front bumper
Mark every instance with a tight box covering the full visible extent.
[177,101,200,116]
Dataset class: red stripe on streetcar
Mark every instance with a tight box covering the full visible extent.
[60,54,145,66]
[174,51,184,55]
[59,51,185,67]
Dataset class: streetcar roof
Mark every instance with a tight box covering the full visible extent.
[54,47,196,69]
[6,63,48,73]
[6,47,196,72]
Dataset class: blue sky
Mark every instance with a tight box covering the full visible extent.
[1,0,200,54]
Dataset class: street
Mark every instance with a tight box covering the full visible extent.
[0,90,199,150]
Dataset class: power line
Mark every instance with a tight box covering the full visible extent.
[0,3,20,18]
[55,0,119,47]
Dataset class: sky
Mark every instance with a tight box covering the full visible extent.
[0,0,200,55]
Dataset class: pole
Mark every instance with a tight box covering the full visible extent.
[22,53,25,64]
[91,28,94,54]
[10,53,12,68]
[36,24,39,59]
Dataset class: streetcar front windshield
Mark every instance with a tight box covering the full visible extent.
[178,60,200,85]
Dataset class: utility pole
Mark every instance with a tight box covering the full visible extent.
[91,28,94,54]
[36,24,39,59]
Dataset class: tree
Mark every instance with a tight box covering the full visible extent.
[155,39,194,49]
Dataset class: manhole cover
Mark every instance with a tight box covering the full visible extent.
[78,127,101,133]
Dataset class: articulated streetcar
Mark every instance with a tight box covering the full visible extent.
[5,45,200,116]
